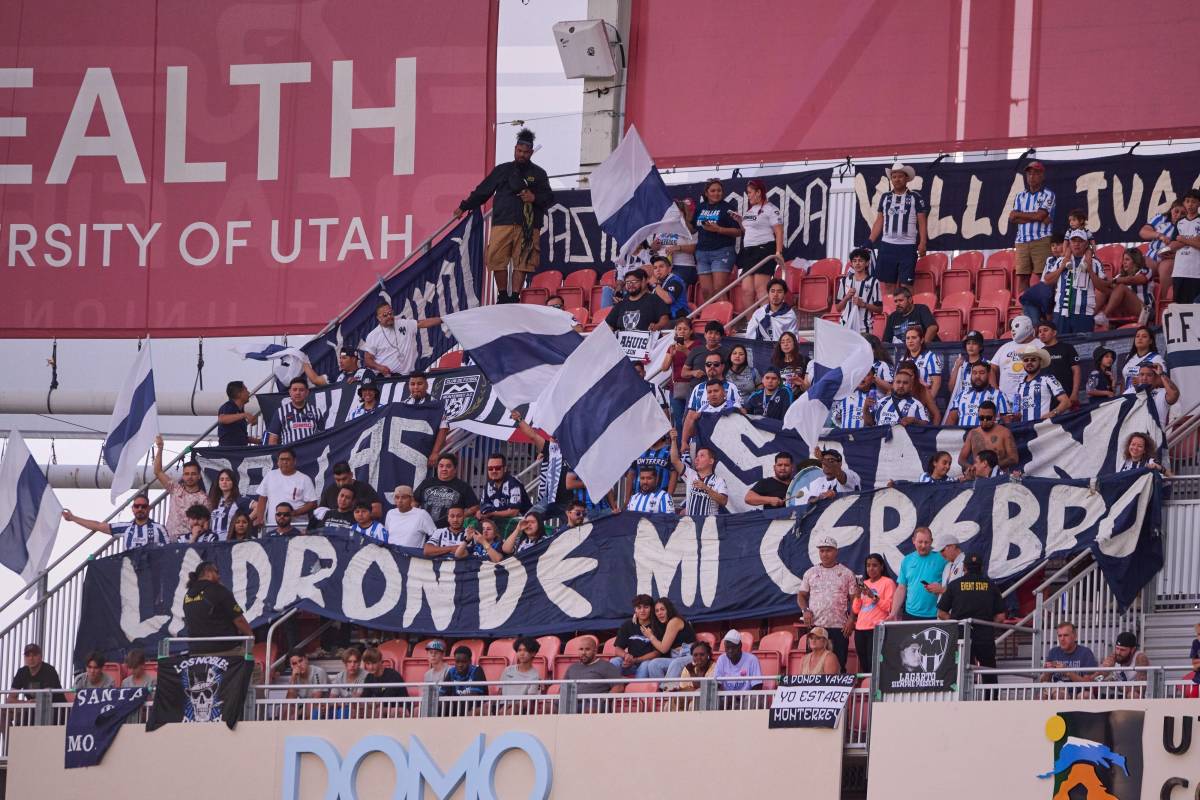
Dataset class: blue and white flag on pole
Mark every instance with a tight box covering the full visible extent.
[590,125,689,262]
[783,318,873,448]
[442,305,582,409]
[531,324,670,503]
[229,342,310,389]
[102,342,160,502]
[0,431,62,592]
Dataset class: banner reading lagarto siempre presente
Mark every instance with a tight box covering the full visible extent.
[877,622,960,694]
[0,1,496,338]
[73,470,1161,667]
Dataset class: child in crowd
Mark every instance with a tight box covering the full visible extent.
[1085,347,1117,403]
[350,502,387,542]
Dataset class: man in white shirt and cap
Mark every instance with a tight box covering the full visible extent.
[924,535,965,598]
[361,301,444,378]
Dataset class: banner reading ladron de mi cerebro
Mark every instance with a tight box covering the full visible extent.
[73,471,1161,667]
[0,0,497,338]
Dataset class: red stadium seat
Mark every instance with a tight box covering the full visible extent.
[881,292,898,315]
[986,250,1016,272]
[698,300,734,324]
[563,634,597,658]
[951,250,984,276]
[871,315,886,339]
[796,277,831,313]
[976,289,1012,315]
[976,268,1010,297]
[519,288,549,305]
[695,631,719,652]
[556,287,584,309]
[529,270,563,291]
[912,272,936,297]
[822,312,842,324]
[753,650,782,689]
[590,285,609,312]
[784,265,807,296]
[566,307,588,327]
[477,656,509,687]
[968,307,1002,340]
[602,636,619,657]
[915,253,948,286]
[553,655,581,681]
[537,635,562,668]
[563,269,597,292]
[912,292,938,310]
[591,306,613,326]
[487,638,517,662]
[808,258,843,282]
[934,309,964,341]
[452,639,486,662]
[377,639,410,665]
[1094,243,1125,271]
[759,630,796,655]
[435,350,464,370]
[941,269,973,296]
[599,269,616,286]
[402,657,431,694]
[940,291,974,317]
[787,650,807,676]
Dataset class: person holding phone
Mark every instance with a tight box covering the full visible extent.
[889,528,946,621]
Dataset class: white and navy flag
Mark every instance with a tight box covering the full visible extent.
[589,125,690,263]
[102,341,160,502]
[783,318,874,447]
[229,343,310,390]
[0,431,62,592]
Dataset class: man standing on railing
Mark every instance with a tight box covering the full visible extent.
[63,494,168,549]
[360,302,444,379]
[937,554,1006,684]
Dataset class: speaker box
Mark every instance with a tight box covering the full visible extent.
[552,20,619,80]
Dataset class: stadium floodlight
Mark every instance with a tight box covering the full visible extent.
[552,20,621,80]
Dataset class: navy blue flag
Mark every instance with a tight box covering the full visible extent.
[65,686,148,768]
[300,210,485,382]
[73,469,1160,664]
[146,654,254,731]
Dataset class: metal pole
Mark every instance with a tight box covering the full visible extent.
[957,621,972,701]
[557,682,578,715]
[420,684,440,718]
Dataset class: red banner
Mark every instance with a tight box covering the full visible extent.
[625,0,1200,168]
[0,0,496,338]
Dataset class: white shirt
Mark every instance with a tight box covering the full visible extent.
[384,506,437,548]
[361,318,419,374]
[740,202,782,247]
[682,466,727,516]
[1121,352,1166,392]
[258,469,318,526]
[994,338,1044,404]
[942,553,965,586]
[1175,216,1200,279]
[797,467,862,504]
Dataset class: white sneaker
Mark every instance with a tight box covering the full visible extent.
[1094,312,1109,328]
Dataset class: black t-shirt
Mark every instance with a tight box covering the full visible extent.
[320,510,356,534]
[217,400,249,447]
[750,477,789,502]
[11,663,63,700]
[606,292,668,332]
[319,479,381,512]
[691,201,739,251]
[883,305,938,344]
[1044,341,1079,394]
[937,575,1005,640]
[614,619,658,659]
[684,344,731,390]
[414,477,479,527]
[182,580,244,653]
[361,667,405,698]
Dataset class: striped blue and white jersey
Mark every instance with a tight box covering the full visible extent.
[919,473,954,484]
[831,390,873,429]
[1121,351,1166,392]
[1051,256,1107,317]
[837,274,882,334]
[1013,374,1066,421]
[687,380,742,411]
[628,445,674,492]
[268,401,324,444]
[1125,265,1156,311]
[874,394,929,426]
[537,441,565,508]
[877,191,928,245]
[110,520,169,549]
[948,358,989,405]
[869,361,894,403]
[1146,212,1177,262]
[352,521,388,543]
[951,386,1011,426]
[348,403,378,420]
[904,349,942,388]
[682,466,727,516]
[1013,188,1056,242]
[626,490,675,514]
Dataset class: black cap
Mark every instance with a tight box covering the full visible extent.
[357,375,380,396]
[1115,631,1138,648]
[963,330,984,345]
[339,345,358,358]
[964,553,984,573]
[819,449,843,462]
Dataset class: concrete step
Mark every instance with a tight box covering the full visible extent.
[1142,610,1197,668]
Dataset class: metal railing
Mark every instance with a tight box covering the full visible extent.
[1033,560,1143,667]
[686,253,786,325]
[1153,499,1200,610]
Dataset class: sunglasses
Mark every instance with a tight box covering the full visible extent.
[978,415,995,422]
[487,466,504,471]
[131,504,149,510]
[704,362,722,368]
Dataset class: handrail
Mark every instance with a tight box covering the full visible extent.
[996,550,1095,647]
[686,254,785,321]
[726,293,771,333]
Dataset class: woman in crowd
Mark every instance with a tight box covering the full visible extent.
[1086,347,1118,403]
[502,511,550,555]
[736,179,784,308]
[1120,326,1166,392]
[640,597,697,679]
[866,334,894,399]
[920,451,954,483]
[725,344,760,401]
[771,332,809,394]
[672,641,716,692]
[653,198,699,286]
[1098,248,1154,325]
[851,553,896,667]
[455,518,504,563]
[206,469,250,541]
[947,330,994,406]
[500,637,544,696]
[1119,432,1164,473]
[663,317,699,437]
[899,327,942,400]
[691,178,742,303]
[228,510,255,541]
[795,627,840,675]
[1141,198,1184,289]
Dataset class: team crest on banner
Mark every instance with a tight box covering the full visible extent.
[877,622,959,693]
[440,374,482,419]
[146,654,254,731]
[1037,711,1143,799]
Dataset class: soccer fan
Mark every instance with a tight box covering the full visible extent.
[500,637,544,697]
[454,519,504,563]
[1009,346,1069,423]
[1040,621,1099,685]
[216,380,259,446]
[831,371,876,429]
[185,504,218,543]
[672,641,716,692]
[890,528,946,621]
[330,647,366,700]
[8,644,63,703]
[303,345,369,386]
[834,247,882,334]
[384,486,436,548]
[207,469,251,541]
[714,630,763,691]
[1086,346,1119,402]
[647,255,690,321]
[691,178,743,303]
[793,628,840,676]
[1167,190,1200,304]
[746,278,799,342]
[681,321,731,391]
[350,502,387,542]
[319,487,357,534]
[556,502,589,534]
[319,461,383,520]
[609,595,666,678]
[1035,320,1081,406]
[73,652,116,691]
[686,351,742,412]
[422,506,469,558]
[402,371,451,467]
[936,553,1006,683]
[564,470,617,520]
[945,363,1010,426]
[62,494,168,548]
[1141,199,1183,288]
[253,448,318,528]
[957,404,1018,472]
[152,435,208,541]
[510,409,571,516]
[414,454,479,527]
[744,452,795,509]
[851,554,896,663]
[478,453,531,530]
[1120,326,1167,392]
[286,649,329,700]
[681,379,743,444]
[605,268,670,332]
[725,345,759,401]
[1098,248,1155,325]
[652,200,699,287]
[423,641,449,686]
[744,368,794,420]
[880,287,937,344]
[564,637,625,696]
[898,327,942,399]
[867,162,928,293]
[1043,230,1110,333]
[502,511,553,555]
[182,561,253,654]
[1009,160,1056,295]
[796,536,857,672]
[360,301,443,377]
[1098,632,1151,684]
[348,375,382,420]
[456,127,554,303]
[771,332,810,393]
[264,503,302,536]
[626,467,675,514]
[919,451,955,483]
[121,649,155,692]
[625,435,676,500]
[963,450,1007,479]
[931,534,965,592]
[795,449,861,506]
[947,330,995,407]
[668,430,728,516]
[1127,363,1180,424]
[266,377,325,446]
[736,178,784,307]
[873,367,929,426]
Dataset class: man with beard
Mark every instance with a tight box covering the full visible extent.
[945,362,1010,426]
[957,401,1018,471]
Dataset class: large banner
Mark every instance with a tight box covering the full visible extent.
[877,622,960,694]
[193,403,444,510]
[539,170,830,273]
[1163,305,1200,418]
[852,151,1200,252]
[0,0,497,338]
[73,470,1161,666]
[699,395,1162,512]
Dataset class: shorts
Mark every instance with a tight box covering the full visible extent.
[736,242,777,273]
[672,263,699,286]
[696,246,736,275]
[1015,237,1052,276]
[874,240,917,285]
[1053,313,1095,335]
[486,224,540,273]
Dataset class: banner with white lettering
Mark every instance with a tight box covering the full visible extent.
[1163,305,1200,414]
[64,687,148,768]
[72,470,1161,667]
[147,654,254,730]
[769,674,855,729]
[193,403,444,511]
[877,622,960,694]
[698,394,1161,512]
[852,151,1200,252]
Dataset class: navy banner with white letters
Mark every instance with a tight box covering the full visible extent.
[64,687,148,768]
[73,470,1160,667]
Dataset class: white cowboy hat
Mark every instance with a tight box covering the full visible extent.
[886,162,916,181]
[1017,344,1051,369]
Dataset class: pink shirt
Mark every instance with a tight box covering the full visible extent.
[852,576,897,631]
[166,483,210,541]
[797,563,857,628]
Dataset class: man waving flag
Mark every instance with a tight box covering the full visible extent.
[103,341,160,502]
[0,431,62,592]
[783,318,874,448]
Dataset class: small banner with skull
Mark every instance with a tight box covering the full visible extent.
[146,653,254,731]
